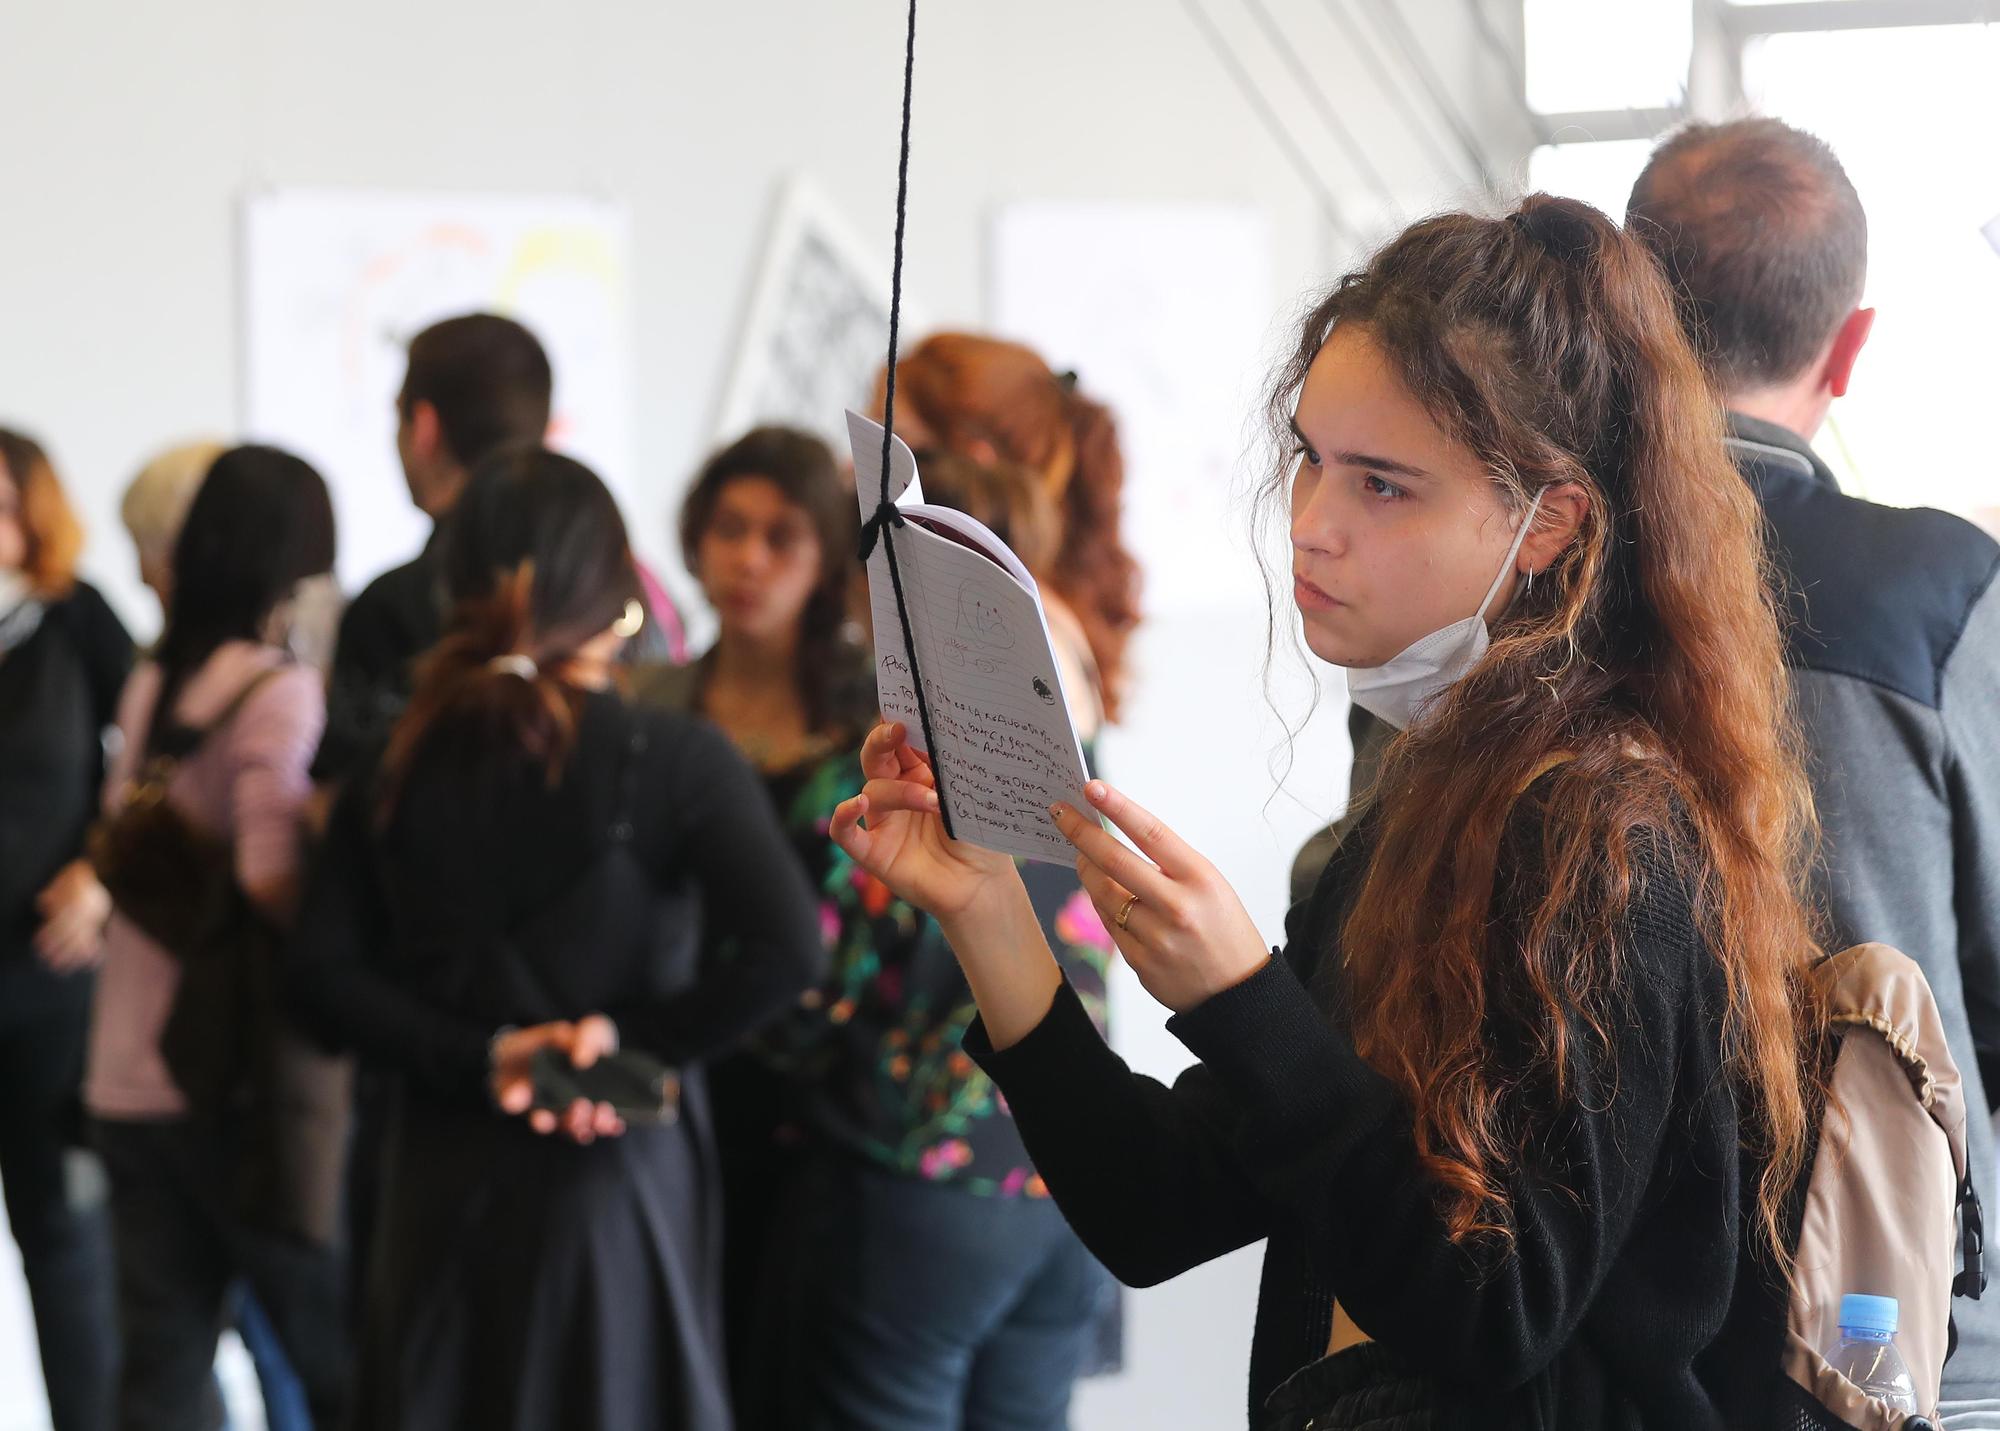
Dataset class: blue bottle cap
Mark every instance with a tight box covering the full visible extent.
[1839,1293,1900,1337]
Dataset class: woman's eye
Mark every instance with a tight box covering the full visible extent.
[1361,472,1406,501]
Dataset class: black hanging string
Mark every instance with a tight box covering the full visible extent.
[856,0,957,840]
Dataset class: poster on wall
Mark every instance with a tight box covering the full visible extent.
[991,202,1272,613]
[713,178,906,452]
[242,189,635,589]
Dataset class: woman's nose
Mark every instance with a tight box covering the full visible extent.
[1291,480,1347,559]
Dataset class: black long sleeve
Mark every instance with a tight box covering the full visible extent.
[968,815,1753,1428]
[55,581,134,737]
[288,772,494,1094]
[603,717,825,1062]
[310,549,440,784]
[288,701,824,1102]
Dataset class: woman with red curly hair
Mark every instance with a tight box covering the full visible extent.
[882,334,1140,741]
[833,196,1829,1430]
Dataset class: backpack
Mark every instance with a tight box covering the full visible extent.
[1782,943,1986,1430]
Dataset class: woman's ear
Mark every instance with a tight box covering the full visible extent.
[1518,482,1590,576]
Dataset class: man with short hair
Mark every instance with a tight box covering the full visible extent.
[312,312,553,781]
[1630,117,2000,1422]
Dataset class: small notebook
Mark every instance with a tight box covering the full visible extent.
[847,411,1091,864]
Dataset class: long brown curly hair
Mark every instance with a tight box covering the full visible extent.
[1266,196,1827,1261]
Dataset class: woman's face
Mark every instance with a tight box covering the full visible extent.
[695,476,825,644]
[1289,324,1528,669]
[0,460,25,575]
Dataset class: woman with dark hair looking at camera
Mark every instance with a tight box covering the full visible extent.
[289,445,821,1431]
[648,427,1114,1430]
[830,197,1830,1430]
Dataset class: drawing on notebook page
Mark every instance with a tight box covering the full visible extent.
[847,410,1092,864]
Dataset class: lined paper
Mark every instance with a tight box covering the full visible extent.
[849,412,1091,863]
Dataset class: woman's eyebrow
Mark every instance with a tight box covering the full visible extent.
[1330,449,1432,481]
[1289,417,1431,481]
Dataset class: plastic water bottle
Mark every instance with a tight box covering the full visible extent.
[1827,1293,1918,1415]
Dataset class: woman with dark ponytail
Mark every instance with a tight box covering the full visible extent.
[289,445,823,1431]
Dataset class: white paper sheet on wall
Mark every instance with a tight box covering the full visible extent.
[242,189,635,591]
[848,411,1090,865]
[991,202,1272,615]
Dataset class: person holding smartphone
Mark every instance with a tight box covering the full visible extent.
[288,445,822,1431]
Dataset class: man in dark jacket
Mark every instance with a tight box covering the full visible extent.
[311,312,554,782]
[1630,119,1999,1420]
[1296,116,2000,1422]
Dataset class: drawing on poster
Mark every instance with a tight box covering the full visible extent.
[713,179,905,451]
[242,189,634,588]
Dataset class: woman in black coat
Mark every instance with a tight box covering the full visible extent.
[290,446,823,1431]
[0,428,130,1431]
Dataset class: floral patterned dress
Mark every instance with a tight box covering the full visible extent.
[752,743,1113,1196]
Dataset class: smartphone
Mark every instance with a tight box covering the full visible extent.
[528,1047,681,1125]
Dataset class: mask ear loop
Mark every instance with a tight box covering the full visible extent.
[1479,487,1545,622]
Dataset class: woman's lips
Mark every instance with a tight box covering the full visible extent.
[1293,573,1339,611]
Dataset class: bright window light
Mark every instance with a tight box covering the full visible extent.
[1525,0,1692,114]
[1745,23,2000,523]
[1526,138,1658,221]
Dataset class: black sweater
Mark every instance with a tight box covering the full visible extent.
[289,693,826,1101]
[0,582,130,974]
[966,788,1791,1429]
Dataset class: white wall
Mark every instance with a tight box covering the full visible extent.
[0,3,1530,1426]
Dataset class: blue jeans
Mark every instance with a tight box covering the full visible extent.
[785,1157,1112,1431]
[229,1286,312,1431]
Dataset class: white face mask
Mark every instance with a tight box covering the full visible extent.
[1345,489,1542,731]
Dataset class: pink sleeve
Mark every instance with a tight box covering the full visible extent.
[103,663,164,817]
[224,665,326,896]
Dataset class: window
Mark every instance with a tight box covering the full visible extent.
[1525,0,1691,113]
[1744,23,2000,520]
[1526,138,1655,219]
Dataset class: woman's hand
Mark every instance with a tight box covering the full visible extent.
[34,860,111,973]
[829,722,1022,921]
[489,1014,626,1144]
[1054,782,1271,1015]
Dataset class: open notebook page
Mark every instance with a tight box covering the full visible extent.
[847,411,1091,864]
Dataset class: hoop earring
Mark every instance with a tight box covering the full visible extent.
[612,599,645,640]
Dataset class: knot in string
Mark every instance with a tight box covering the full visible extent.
[857,498,905,562]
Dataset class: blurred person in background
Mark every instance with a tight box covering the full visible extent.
[881,334,1141,744]
[653,428,1115,1430]
[1629,116,2000,1419]
[291,446,821,1431]
[88,445,348,1431]
[0,427,128,1431]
